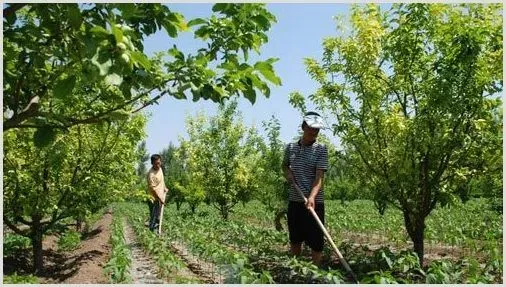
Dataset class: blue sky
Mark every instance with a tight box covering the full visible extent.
[142,3,358,155]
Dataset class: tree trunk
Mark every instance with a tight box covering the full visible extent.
[220,205,229,220]
[31,215,44,274]
[76,218,83,232]
[412,223,425,267]
[403,211,426,266]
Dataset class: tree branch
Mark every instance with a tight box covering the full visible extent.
[4,216,29,236]
[373,73,408,118]
[3,96,40,131]
[132,90,168,114]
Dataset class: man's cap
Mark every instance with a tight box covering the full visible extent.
[303,112,325,129]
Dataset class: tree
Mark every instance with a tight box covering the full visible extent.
[3,2,282,274]
[179,100,260,219]
[291,3,502,265]
[3,116,146,273]
[312,135,362,204]
[3,3,281,137]
[123,140,152,204]
[236,125,264,206]
[255,116,290,229]
[177,113,208,212]
[136,141,149,178]
[159,142,187,210]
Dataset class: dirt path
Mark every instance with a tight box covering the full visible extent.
[122,220,166,284]
[123,219,209,284]
[169,240,225,284]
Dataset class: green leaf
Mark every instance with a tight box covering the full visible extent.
[187,18,207,27]
[254,60,282,85]
[111,22,124,44]
[382,251,393,268]
[212,3,230,13]
[242,47,249,61]
[163,22,178,38]
[90,26,109,38]
[167,12,188,31]
[92,51,113,76]
[242,81,256,104]
[251,15,270,29]
[168,46,184,61]
[191,88,202,102]
[33,127,57,148]
[173,92,187,100]
[53,76,76,98]
[201,84,214,101]
[120,82,132,99]
[130,51,151,69]
[67,4,82,29]
[105,73,123,86]
[213,85,227,99]
[194,27,210,39]
[118,3,136,19]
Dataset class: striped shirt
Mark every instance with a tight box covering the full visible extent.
[283,140,328,203]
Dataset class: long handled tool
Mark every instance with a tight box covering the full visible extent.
[292,182,359,283]
[158,201,164,237]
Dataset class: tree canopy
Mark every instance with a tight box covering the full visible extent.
[291,3,502,265]
[3,3,281,141]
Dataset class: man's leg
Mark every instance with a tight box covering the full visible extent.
[148,199,154,219]
[287,201,304,256]
[146,199,154,226]
[155,202,161,233]
[291,243,302,256]
[311,250,323,266]
[308,203,325,266]
[148,201,160,231]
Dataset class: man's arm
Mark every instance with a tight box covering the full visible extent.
[307,145,328,209]
[282,144,295,184]
[282,163,296,184]
[306,169,325,209]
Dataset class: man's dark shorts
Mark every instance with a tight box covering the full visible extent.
[287,201,325,252]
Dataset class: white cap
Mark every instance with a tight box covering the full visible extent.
[303,113,325,129]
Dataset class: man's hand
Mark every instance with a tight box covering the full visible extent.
[306,196,315,210]
[164,187,168,193]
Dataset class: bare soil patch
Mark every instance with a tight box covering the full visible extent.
[3,212,113,284]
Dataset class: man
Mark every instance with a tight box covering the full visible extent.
[282,111,328,266]
[147,154,168,233]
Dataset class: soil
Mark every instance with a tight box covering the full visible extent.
[5,210,500,284]
[122,218,217,284]
[122,219,166,283]
[41,212,113,283]
[4,212,112,284]
[5,211,226,284]
[169,240,225,283]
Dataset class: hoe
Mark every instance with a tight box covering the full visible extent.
[292,182,359,283]
[158,202,164,236]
